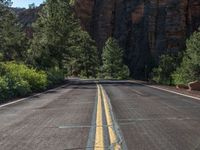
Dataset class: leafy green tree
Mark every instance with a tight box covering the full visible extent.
[29,0,99,78]
[28,0,77,69]
[101,37,129,79]
[152,54,181,85]
[172,30,200,84]
[68,28,99,78]
[0,1,26,61]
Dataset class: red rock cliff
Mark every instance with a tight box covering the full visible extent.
[75,0,200,78]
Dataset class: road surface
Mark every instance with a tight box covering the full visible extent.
[0,80,200,150]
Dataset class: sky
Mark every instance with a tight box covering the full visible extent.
[12,0,45,8]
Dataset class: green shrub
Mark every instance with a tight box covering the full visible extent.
[152,54,181,85]
[46,68,65,86]
[22,70,47,91]
[1,62,48,91]
[117,65,130,80]
[0,76,8,100]
[5,76,31,97]
[0,62,65,102]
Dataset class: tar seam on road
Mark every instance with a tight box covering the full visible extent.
[100,85,128,150]
[86,85,98,150]
[87,84,127,149]
[89,84,127,150]
[100,85,121,149]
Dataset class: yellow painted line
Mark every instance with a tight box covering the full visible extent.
[100,85,122,149]
[94,85,104,150]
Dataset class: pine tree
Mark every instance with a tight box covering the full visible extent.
[0,0,26,61]
[173,29,200,84]
[152,54,181,85]
[102,37,129,79]
[29,0,100,78]
[28,0,77,69]
[67,28,99,78]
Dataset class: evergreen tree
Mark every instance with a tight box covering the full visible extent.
[0,0,26,61]
[68,28,99,78]
[102,37,129,79]
[152,54,181,85]
[173,29,200,84]
[29,0,99,78]
[28,0,77,69]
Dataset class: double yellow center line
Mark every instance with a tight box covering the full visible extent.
[95,84,104,149]
[95,84,122,149]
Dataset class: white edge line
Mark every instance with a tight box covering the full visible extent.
[0,83,70,108]
[138,83,200,101]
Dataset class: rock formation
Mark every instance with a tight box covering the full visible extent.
[75,0,200,79]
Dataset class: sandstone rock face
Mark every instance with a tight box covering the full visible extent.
[74,0,94,31]
[75,0,200,79]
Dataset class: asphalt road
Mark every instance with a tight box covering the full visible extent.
[0,80,200,150]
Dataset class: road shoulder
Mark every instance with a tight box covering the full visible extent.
[130,80,200,100]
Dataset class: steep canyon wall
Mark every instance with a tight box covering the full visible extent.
[75,0,200,78]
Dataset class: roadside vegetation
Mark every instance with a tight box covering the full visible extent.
[1,0,199,103]
[0,0,130,102]
[0,62,47,100]
[101,38,129,79]
[152,29,200,86]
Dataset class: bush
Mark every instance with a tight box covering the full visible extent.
[1,62,48,91]
[152,54,181,85]
[46,68,65,86]
[5,76,31,97]
[22,70,47,91]
[0,76,31,101]
[117,65,130,80]
[0,76,8,101]
[0,62,65,102]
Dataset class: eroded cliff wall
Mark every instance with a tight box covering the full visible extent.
[75,0,200,78]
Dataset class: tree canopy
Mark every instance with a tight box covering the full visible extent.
[172,30,200,84]
[101,37,129,79]
[0,0,26,62]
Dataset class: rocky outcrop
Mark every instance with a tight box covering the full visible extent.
[75,0,200,79]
